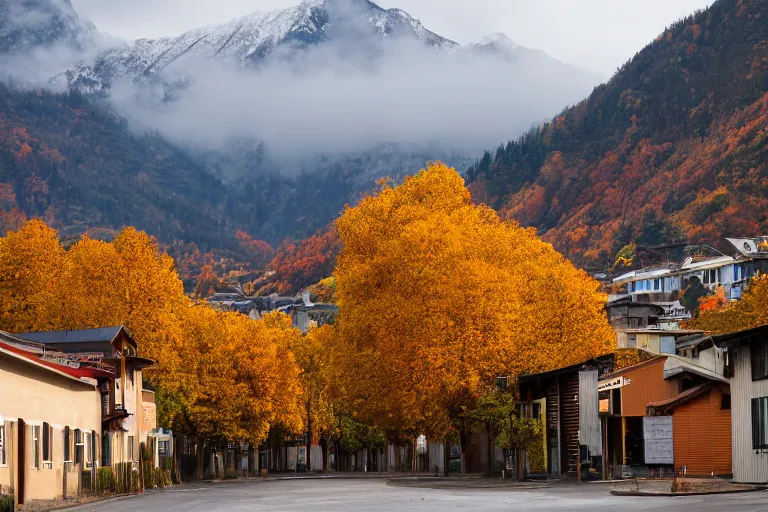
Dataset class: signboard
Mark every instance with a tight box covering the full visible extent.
[297,446,307,466]
[643,416,673,464]
[598,376,631,392]
[599,399,610,413]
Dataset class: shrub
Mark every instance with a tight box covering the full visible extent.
[0,495,12,512]
[223,470,239,480]
[97,467,116,493]
[153,468,172,488]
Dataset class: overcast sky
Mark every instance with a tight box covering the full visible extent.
[71,0,711,76]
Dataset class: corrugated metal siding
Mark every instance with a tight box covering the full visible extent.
[730,344,768,483]
[673,387,731,476]
[621,358,679,417]
[579,370,602,456]
[560,373,579,473]
[709,386,732,475]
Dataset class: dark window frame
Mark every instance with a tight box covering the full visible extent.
[751,341,768,381]
[752,397,768,449]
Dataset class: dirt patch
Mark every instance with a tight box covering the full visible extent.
[611,477,767,496]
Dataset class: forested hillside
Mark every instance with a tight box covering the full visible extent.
[467,0,768,270]
[0,83,239,249]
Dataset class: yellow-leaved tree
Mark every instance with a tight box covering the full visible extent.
[0,220,306,478]
[333,162,615,454]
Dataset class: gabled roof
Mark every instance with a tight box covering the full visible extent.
[0,340,102,385]
[598,354,667,380]
[518,353,616,383]
[16,326,129,345]
[663,354,728,383]
[646,383,712,414]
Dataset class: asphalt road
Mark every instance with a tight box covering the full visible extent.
[65,478,768,512]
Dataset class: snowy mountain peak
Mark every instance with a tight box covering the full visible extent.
[476,32,519,50]
[0,0,94,53]
[65,0,460,92]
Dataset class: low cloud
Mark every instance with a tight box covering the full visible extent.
[110,35,597,167]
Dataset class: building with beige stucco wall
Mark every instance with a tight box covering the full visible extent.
[0,340,102,507]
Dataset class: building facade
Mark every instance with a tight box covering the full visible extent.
[711,325,768,483]
[0,326,159,506]
[0,337,102,506]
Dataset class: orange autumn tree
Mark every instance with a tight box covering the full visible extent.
[0,219,305,455]
[333,163,615,444]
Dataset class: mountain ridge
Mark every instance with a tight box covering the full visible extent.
[466,0,768,271]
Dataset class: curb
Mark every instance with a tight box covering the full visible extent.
[610,486,768,497]
[53,493,142,512]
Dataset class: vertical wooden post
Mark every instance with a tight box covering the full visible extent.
[621,417,627,466]
[602,417,609,480]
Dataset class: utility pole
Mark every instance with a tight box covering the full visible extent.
[576,430,581,484]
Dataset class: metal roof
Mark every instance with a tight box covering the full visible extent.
[711,324,768,348]
[15,326,127,345]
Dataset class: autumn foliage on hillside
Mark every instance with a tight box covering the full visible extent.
[467,0,768,270]
[0,220,305,444]
[332,163,616,438]
[262,226,340,295]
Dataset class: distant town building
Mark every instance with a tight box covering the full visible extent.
[611,237,768,321]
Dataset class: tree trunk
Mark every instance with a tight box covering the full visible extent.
[412,435,417,472]
[460,430,467,474]
[306,398,312,472]
[486,424,493,477]
[196,437,204,481]
[320,436,328,472]
[443,440,450,477]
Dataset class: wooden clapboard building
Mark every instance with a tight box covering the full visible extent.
[518,347,731,480]
[598,352,731,478]
[518,353,620,479]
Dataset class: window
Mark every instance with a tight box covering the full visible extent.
[42,422,53,466]
[158,440,170,457]
[653,278,661,291]
[84,432,92,467]
[32,425,40,469]
[722,394,731,410]
[74,429,83,465]
[752,341,768,381]
[752,397,768,449]
[127,436,135,462]
[0,424,5,466]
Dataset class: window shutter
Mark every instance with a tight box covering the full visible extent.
[91,430,97,466]
[63,426,70,461]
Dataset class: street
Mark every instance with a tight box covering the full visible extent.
[65,478,768,512]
